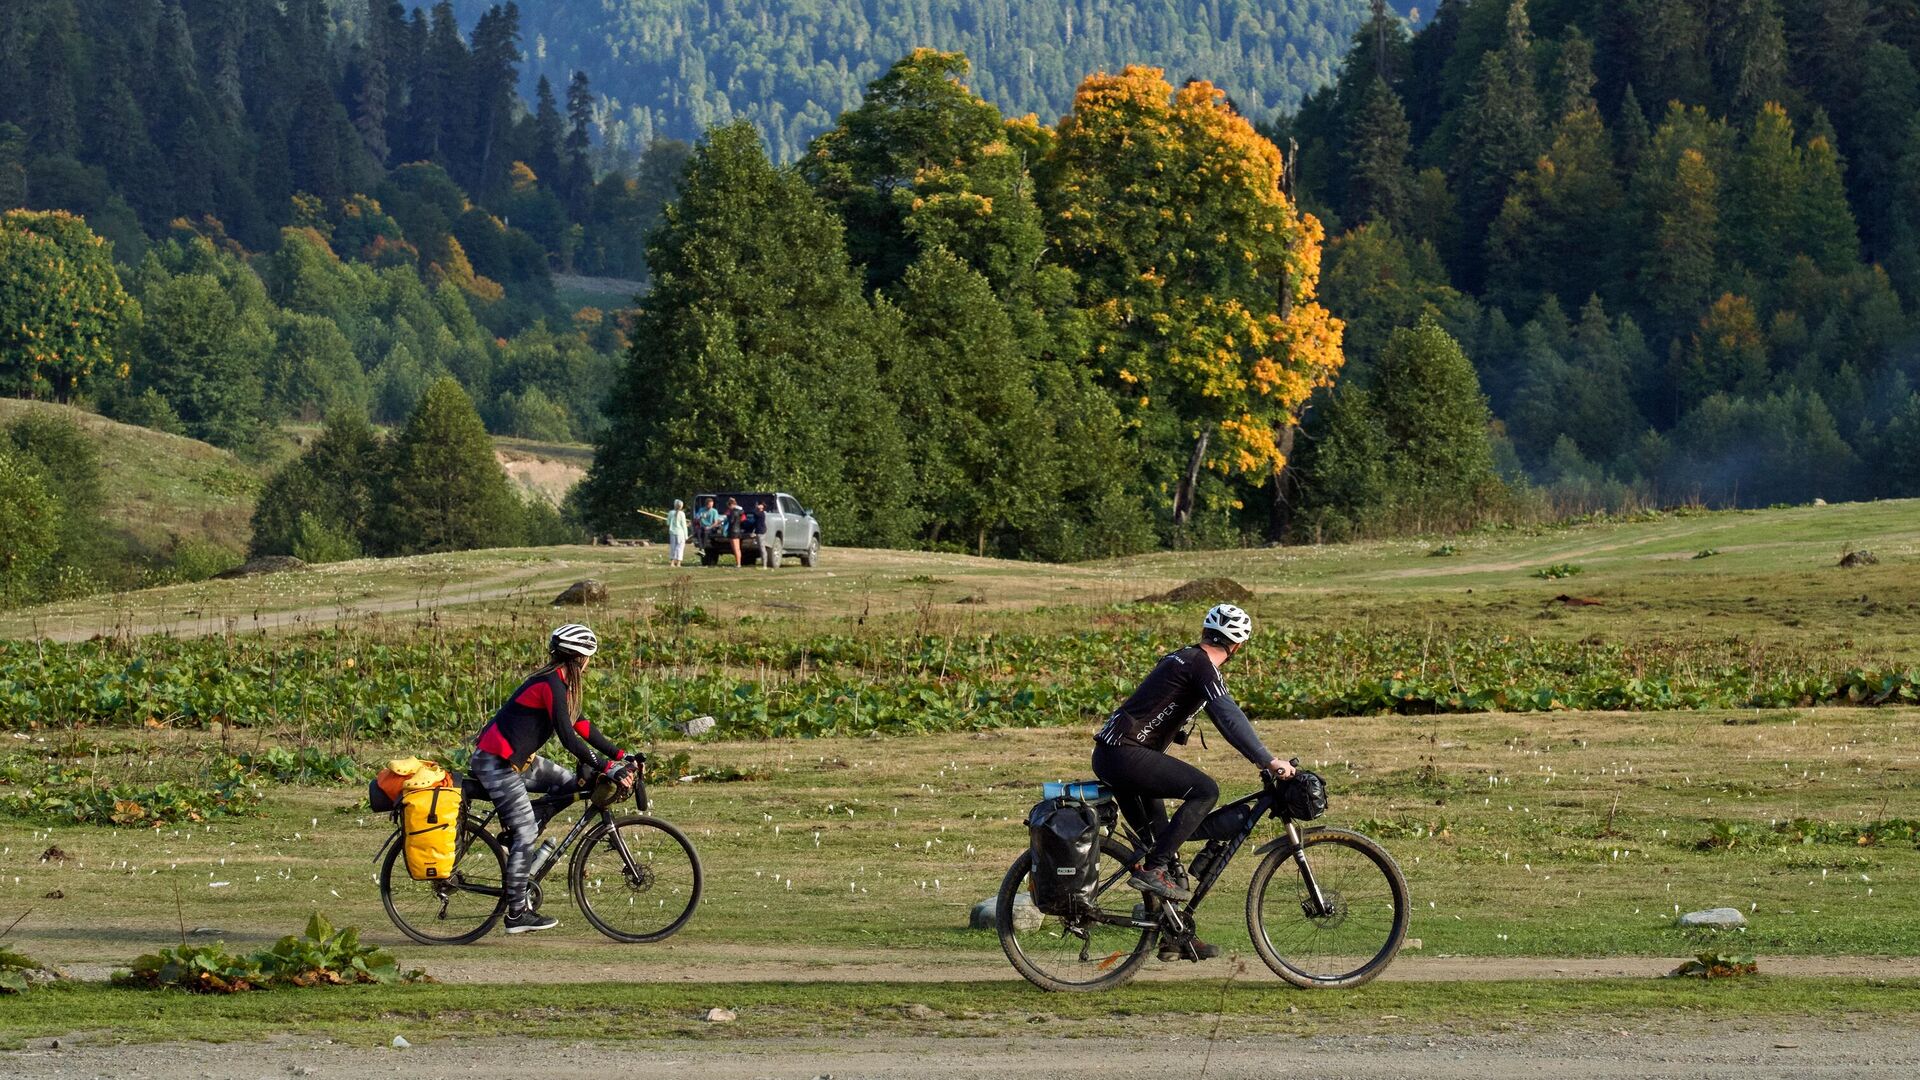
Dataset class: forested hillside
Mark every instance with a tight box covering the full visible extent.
[462,0,1405,160]
[1277,0,1920,524]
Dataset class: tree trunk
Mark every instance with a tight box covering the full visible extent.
[977,526,987,559]
[1267,419,1300,541]
[1172,428,1211,526]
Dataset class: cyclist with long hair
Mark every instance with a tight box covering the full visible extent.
[1093,604,1294,959]
[470,624,633,933]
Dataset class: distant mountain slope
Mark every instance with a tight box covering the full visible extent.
[471,0,1402,159]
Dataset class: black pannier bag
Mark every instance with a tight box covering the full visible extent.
[1025,797,1102,915]
[1281,770,1329,820]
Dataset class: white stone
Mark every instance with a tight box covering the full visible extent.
[969,893,1043,931]
[1677,907,1748,928]
[704,1007,737,1023]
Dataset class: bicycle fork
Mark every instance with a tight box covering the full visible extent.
[1287,821,1334,918]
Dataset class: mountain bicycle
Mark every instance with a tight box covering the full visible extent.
[376,759,702,945]
[996,764,1409,992]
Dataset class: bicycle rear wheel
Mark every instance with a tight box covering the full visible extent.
[380,825,508,945]
[997,836,1155,992]
[1245,827,1409,988]
[568,814,703,943]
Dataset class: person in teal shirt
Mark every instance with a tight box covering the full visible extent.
[693,497,720,560]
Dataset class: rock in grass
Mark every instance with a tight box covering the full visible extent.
[1838,550,1879,568]
[970,894,1042,931]
[390,1036,410,1049]
[1677,907,1747,928]
[552,579,609,605]
[704,1007,737,1023]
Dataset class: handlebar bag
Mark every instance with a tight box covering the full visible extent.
[1025,796,1101,915]
[1281,770,1329,821]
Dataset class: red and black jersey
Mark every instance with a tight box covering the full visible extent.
[474,667,623,771]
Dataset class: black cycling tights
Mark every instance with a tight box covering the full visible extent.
[1091,741,1220,870]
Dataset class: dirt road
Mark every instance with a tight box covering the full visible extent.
[10,1029,1919,1080]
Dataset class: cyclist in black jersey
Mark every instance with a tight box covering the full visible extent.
[470,623,634,934]
[1094,603,1293,956]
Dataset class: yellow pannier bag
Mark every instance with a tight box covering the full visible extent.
[400,785,462,880]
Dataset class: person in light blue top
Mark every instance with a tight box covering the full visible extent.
[666,499,688,567]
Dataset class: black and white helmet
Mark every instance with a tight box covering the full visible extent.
[549,623,599,658]
[1201,604,1253,645]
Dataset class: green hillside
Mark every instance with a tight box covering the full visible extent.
[0,398,259,558]
[471,0,1409,159]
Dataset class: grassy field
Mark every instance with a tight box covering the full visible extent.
[3,497,1916,648]
[2,500,1918,1044]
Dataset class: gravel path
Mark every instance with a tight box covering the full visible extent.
[10,1028,1920,1080]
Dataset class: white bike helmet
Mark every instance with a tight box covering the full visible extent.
[550,623,599,658]
[1201,604,1253,645]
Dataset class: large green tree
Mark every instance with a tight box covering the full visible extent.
[251,411,385,558]
[378,377,522,554]
[580,122,911,542]
[0,210,135,402]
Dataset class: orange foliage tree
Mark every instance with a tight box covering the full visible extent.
[0,210,137,402]
[1043,67,1344,526]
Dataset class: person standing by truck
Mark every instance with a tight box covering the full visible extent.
[723,498,745,568]
[665,499,689,567]
[754,501,773,569]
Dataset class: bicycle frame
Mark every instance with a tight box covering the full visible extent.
[378,783,644,899]
[1095,778,1332,935]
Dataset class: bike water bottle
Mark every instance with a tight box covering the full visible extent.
[529,838,558,877]
[1189,842,1225,884]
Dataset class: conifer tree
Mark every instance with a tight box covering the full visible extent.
[1343,77,1414,228]
[563,71,595,214]
[1372,315,1496,512]
[580,122,911,541]
[1637,147,1720,324]
[379,377,521,554]
[891,248,1047,555]
[532,75,564,189]
[1449,0,1543,284]
[1707,0,1789,116]
[251,411,384,557]
[1796,134,1862,274]
[1724,103,1802,281]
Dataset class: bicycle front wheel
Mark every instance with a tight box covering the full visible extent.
[568,815,703,943]
[1245,827,1409,988]
[997,835,1155,992]
[380,825,508,945]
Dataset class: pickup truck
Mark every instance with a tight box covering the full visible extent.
[692,491,820,568]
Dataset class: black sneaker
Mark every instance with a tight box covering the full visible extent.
[504,908,559,934]
[1160,936,1221,962]
[1128,863,1194,902]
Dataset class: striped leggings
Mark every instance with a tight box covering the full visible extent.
[470,752,576,912]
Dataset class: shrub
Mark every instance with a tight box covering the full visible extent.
[291,511,362,564]
[112,914,425,993]
[0,753,258,826]
[0,948,62,994]
[1533,563,1583,579]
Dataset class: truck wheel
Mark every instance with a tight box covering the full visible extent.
[700,550,718,567]
[799,537,819,568]
[765,541,782,569]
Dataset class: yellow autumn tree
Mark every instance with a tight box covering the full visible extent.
[1044,67,1343,525]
